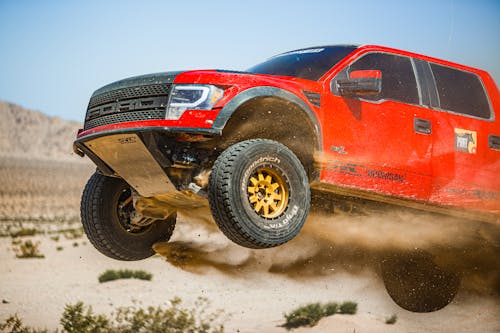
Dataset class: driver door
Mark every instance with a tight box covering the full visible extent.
[321,52,434,201]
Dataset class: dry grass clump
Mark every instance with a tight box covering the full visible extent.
[9,228,38,237]
[338,301,358,314]
[12,239,45,259]
[283,301,358,329]
[1,298,225,333]
[0,220,83,240]
[98,269,153,283]
[61,227,83,240]
[0,314,48,333]
[0,223,43,238]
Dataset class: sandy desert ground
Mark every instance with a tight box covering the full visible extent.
[0,102,499,332]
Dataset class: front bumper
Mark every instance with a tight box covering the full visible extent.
[74,123,220,218]
[81,132,177,197]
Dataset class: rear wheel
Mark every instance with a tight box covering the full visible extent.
[208,139,310,249]
[381,250,460,312]
[81,172,176,261]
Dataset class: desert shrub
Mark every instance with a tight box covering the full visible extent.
[62,228,83,240]
[0,314,48,333]
[60,302,110,333]
[1,298,225,333]
[0,225,11,237]
[339,301,358,315]
[283,300,357,329]
[56,246,64,251]
[283,303,324,329]
[98,269,153,283]
[10,228,38,238]
[11,239,22,245]
[111,297,225,333]
[385,314,397,324]
[323,302,338,316]
[59,298,224,333]
[13,240,44,259]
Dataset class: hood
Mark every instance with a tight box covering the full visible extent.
[91,71,183,97]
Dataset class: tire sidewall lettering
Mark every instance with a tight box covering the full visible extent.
[241,155,281,193]
[261,204,299,230]
[208,139,310,248]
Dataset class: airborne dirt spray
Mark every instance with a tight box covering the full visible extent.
[153,205,500,297]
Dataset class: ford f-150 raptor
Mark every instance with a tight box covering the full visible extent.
[74,45,499,311]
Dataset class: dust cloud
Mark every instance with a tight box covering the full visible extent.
[153,205,500,297]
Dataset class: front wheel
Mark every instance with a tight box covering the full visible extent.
[81,172,176,261]
[208,139,310,249]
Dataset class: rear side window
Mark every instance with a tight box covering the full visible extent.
[430,63,491,119]
[349,53,419,105]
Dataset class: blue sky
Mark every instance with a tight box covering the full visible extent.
[0,0,499,121]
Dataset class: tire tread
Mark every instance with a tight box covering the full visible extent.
[208,139,309,249]
[80,173,175,261]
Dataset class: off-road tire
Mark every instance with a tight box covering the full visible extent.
[81,172,176,261]
[208,139,310,249]
[381,250,460,312]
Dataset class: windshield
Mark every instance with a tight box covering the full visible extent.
[247,45,358,81]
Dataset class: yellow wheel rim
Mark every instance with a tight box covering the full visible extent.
[247,167,289,218]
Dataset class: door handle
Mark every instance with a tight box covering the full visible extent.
[489,135,500,150]
[414,118,432,135]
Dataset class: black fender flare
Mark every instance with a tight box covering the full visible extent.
[213,86,323,151]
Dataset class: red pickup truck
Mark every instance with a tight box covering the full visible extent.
[74,44,499,312]
[74,44,499,259]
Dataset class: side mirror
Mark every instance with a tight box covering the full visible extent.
[337,70,382,97]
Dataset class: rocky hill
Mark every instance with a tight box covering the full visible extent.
[0,101,94,220]
[0,101,83,161]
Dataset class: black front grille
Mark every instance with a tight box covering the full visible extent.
[84,83,172,130]
[88,83,171,109]
[84,110,166,130]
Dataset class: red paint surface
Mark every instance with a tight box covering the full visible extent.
[78,45,500,215]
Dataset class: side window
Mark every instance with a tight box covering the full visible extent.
[430,63,491,119]
[349,53,419,105]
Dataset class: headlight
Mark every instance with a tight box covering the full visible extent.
[166,84,224,120]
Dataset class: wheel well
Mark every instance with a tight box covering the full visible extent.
[216,96,320,180]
